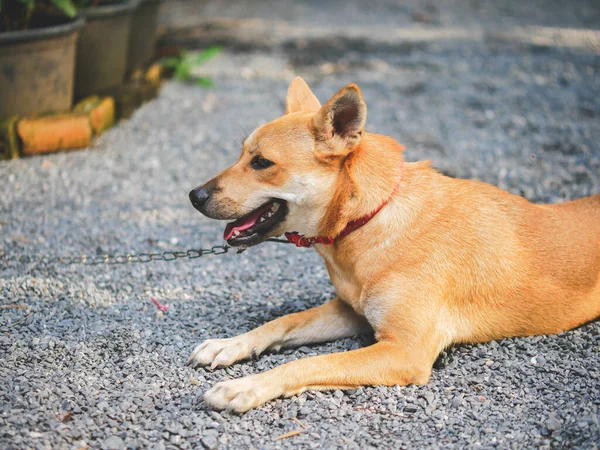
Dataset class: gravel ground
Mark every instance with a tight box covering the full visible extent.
[160,0,600,30]
[1,1,600,448]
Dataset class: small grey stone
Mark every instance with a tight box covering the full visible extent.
[209,411,225,423]
[97,401,109,411]
[421,391,435,405]
[103,435,124,450]
[201,432,219,450]
[298,407,312,417]
[451,396,463,408]
[546,415,562,432]
[119,400,132,412]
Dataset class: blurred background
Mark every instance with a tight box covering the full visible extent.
[157,0,600,201]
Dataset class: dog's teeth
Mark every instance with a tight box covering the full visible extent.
[233,230,240,237]
[272,203,280,212]
[267,212,273,218]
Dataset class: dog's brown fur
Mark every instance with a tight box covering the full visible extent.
[189,77,600,412]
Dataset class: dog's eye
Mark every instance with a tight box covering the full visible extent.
[251,156,275,170]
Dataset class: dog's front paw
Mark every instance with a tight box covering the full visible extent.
[204,376,275,413]
[188,337,253,369]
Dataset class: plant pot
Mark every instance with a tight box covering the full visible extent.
[75,0,138,100]
[127,0,163,73]
[0,17,85,119]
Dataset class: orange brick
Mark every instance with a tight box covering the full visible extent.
[90,98,115,135]
[17,115,92,155]
[74,96,115,135]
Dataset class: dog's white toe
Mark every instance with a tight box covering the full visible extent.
[188,337,253,368]
[204,376,268,413]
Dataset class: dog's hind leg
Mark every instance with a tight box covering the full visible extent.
[188,297,370,369]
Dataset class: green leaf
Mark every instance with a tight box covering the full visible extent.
[160,49,220,85]
[174,61,192,81]
[52,0,77,18]
[196,77,214,88]
[193,46,223,66]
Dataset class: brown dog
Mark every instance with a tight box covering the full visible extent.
[188,77,600,412]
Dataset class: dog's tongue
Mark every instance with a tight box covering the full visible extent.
[223,202,273,240]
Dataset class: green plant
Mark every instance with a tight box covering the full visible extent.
[161,47,223,88]
[0,0,77,32]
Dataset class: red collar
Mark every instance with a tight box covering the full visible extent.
[284,160,404,248]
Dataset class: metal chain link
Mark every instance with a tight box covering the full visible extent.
[0,245,231,268]
[0,238,293,269]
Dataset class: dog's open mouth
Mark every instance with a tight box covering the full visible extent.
[223,200,288,247]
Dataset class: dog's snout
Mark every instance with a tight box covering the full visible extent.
[189,186,210,211]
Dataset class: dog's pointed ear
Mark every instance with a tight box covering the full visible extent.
[311,84,367,154]
[285,77,321,114]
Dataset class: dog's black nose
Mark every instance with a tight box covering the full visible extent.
[189,187,210,211]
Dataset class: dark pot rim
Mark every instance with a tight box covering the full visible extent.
[82,0,141,20]
[0,16,85,45]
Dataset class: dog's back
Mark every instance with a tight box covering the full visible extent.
[402,168,600,343]
[547,193,600,234]
[466,187,600,339]
[542,194,600,321]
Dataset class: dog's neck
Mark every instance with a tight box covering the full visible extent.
[318,132,405,239]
